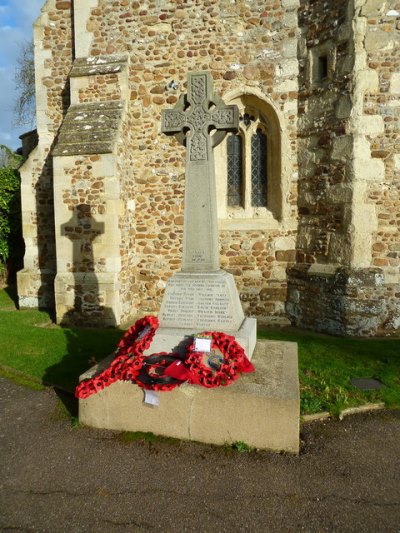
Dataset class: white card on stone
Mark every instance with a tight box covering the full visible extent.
[194,338,212,352]
[144,390,160,407]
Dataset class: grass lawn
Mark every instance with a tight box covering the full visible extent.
[258,327,400,415]
[0,286,122,392]
[1,286,399,415]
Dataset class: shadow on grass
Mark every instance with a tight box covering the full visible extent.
[3,284,19,309]
[55,387,79,418]
[42,313,123,417]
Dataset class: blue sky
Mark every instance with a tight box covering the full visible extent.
[0,0,43,149]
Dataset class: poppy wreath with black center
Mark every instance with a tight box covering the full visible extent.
[185,331,255,388]
[75,352,145,399]
[135,352,188,392]
[75,315,159,399]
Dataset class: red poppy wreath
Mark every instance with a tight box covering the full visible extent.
[184,331,255,388]
[75,315,159,399]
[75,317,255,399]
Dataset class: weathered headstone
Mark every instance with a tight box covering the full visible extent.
[153,72,256,357]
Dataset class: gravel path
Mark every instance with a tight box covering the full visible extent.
[1,377,399,533]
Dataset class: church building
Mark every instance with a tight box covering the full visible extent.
[17,0,400,336]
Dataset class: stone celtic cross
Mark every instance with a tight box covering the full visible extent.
[162,72,238,272]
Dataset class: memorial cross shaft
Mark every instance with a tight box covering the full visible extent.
[162,72,239,272]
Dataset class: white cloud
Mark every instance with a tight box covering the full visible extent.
[3,1,44,32]
[0,131,12,144]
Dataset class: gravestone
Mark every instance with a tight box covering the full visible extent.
[151,72,256,357]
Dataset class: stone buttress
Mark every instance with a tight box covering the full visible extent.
[51,54,132,326]
[286,0,400,336]
[17,0,73,310]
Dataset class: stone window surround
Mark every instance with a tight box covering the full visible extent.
[309,40,337,87]
[215,88,292,231]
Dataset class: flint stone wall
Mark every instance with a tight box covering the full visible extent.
[81,0,300,323]
[287,0,400,335]
[16,0,400,335]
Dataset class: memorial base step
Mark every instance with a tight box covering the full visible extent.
[79,339,300,453]
[142,316,257,360]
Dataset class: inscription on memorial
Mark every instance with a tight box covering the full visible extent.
[191,250,206,264]
[160,277,238,329]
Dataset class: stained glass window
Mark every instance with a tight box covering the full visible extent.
[251,129,267,207]
[227,134,243,207]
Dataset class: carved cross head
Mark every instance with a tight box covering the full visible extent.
[161,72,239,162]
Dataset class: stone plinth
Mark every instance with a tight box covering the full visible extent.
[159,271,244,330]
[79,339,300,454]
[144,319,257,362]
[158,270,256,357]
[17,268,55,309]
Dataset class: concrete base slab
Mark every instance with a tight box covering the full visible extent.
[79,339,300,453]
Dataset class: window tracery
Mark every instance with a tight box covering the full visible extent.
[227,133,243,207]
[226,107,268,211]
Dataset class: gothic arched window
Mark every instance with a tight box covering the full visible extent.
[215,92,285,228]
[226,110,269,211]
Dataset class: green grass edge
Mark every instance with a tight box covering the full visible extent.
[1,287,399,416]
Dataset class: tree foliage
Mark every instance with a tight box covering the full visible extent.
[0,146,23,278]
[14,40,35,127]
[0,144,22,169]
